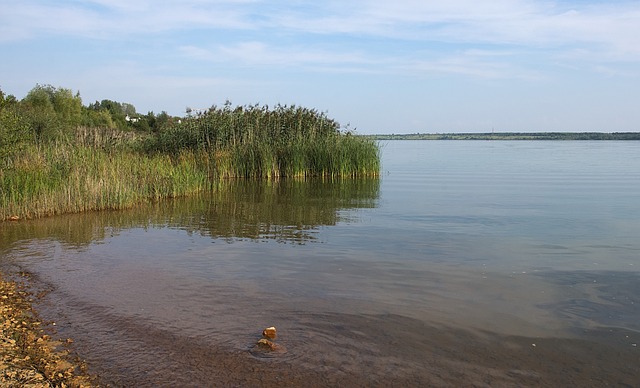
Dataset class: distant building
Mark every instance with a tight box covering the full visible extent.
[125,114,140,123]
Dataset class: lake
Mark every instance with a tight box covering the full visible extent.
[1,140,639,386]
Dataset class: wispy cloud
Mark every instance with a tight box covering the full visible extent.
[3,1,638,47]
[243,0,630,64]
[3,1,640,61]
[180,42,373,69]
[0,0,257,41]
[399,49,544,80]
[179,41,547,80]
[4,0,637,78]
[268,1,640,61]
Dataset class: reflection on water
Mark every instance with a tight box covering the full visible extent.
[1,142,640,386]
[192,178,379,242]
[0,177,380,248]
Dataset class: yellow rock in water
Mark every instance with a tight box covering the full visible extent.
[262,326,277,339]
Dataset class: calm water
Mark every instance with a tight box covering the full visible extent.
[1,141,639,386]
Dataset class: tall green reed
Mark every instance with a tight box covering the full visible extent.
[1,141,209,220]
[148,103,380,179]
[1,103,380,220]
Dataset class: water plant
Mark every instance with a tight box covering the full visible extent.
[1,94,380,221]
[145,103,380,179]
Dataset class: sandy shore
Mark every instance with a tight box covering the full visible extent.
[0,271,95,387]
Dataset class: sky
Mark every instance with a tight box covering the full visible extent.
[1,1,639,134]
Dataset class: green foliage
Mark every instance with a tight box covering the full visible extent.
[88,99,129,116]
[0,105,32,167]
[0,85,380,221]
[81,108,115,128]
[145,103,379,179]
[0,142,209,220]
[0,89,18,110]
[131,116,150,132]
[153,111,171,132]
[20,84,83,142]
[86,99,139,130]
[51,88,82,127]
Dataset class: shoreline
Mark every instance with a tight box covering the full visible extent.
[0,270,96,387]
[369,132,640,140]
[3,267,640,386]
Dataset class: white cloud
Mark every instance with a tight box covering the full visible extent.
[0,0,257,41]
[3,0,640,64]
[180,42,373,68]
[400,50,543,80]
[179,41,546,80]
[0,3,102,41]
[268,1,640,61]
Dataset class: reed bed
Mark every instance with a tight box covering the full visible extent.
[0,143,209,220]
[147,104,380,179]
[1,104,380,221]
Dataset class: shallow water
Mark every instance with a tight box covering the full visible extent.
[1,141,639,386]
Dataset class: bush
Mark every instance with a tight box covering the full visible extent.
[20,84,83,142]
[0,106,32,168]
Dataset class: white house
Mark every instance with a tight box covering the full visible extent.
[125,115,139,123]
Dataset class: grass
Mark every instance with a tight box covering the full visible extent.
[147,103,380,179]
[1,104,380,221]
[1,142,210,220]
[208,133,379,179]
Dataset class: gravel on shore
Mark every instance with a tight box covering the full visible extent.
[1,272,96,387]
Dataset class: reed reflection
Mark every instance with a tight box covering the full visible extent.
[170,177,380,243]
[0,177,380,249]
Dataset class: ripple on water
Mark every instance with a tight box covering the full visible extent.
[23,274,640,387]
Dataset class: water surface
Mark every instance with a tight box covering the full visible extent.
[1,141,639,386]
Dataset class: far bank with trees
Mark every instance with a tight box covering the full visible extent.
[370,132,640,140]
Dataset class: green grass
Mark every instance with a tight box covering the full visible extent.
[207,133,380,179]
[0,143,209,220]
[147,103,380,179]
[1,104,380,221]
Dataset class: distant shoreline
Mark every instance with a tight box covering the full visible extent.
[368,132,640,140]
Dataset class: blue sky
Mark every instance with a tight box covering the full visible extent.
[1,0,639,134]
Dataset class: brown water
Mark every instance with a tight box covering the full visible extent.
[1,141,639,386]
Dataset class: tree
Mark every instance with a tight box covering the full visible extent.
[20,84,83,141]
[145,111,157,131]
[155,111,171,131]
[90,99,139,130]
[51,88,82,128]
[81,108,115,128]
[22,85,61,141]
[0,92,18,109]
[121,103,137,116]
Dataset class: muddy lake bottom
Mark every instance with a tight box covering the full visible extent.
[2,141,640,386]
[27,282,640,387]
[43,297,640,387]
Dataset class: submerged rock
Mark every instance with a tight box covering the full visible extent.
[256,338,279,351]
